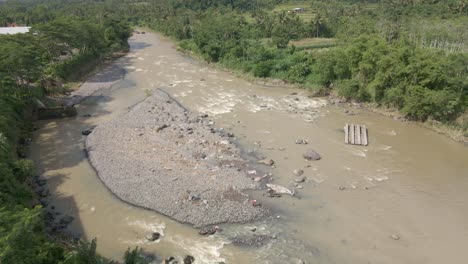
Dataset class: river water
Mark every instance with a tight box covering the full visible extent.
[29,32,468,263]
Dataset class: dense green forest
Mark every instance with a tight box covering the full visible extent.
[0,0,467,263]
[0,0,138,262]
[139,0,467,128]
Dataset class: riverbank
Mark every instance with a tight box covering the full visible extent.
[327,97,468,145]
[159,29,468,146]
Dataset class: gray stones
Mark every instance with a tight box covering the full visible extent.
[231,234,275,248]
[86,89,268,227]
[156,124,169,132]
[266,183,295,196]
[188,193,201,201]
[293,169,304,176]
[146,232,161,241]
[294,176,306,183]
[258,159,275,166]
[164,257,176,264]
[81,129,93,136]
[253,177,262,182]
[295,139,308,145]
[199,225,221,236]
[303,149,321,160]
[183,255,195,264]
[266,189,282,198]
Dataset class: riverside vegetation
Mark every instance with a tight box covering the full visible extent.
[0,1,147,263]
[138,0,467,135]
[0,0,467,263]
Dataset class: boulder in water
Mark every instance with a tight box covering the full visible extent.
[294,176,306,183]
[303,149,321,160]
[146,232,161,241]
[199,225,221,235]
[266,184,295,196]
[81,127,94,136]
[258,159,275,166]
[295,139,308,144]
[293,169,304,176]
[183,255,195,264]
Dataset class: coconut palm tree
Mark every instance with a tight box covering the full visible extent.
[311,12,324,37]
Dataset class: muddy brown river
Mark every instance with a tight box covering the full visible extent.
[29,32,468,263]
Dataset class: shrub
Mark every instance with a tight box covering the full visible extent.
[253,61,274,77]
[287,62,311,83]
[12,159,34,182]
[336,78,370,101]
[401,86,462,122]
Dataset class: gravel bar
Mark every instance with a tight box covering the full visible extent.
[86,88,268,227]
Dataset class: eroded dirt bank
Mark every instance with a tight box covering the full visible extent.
[86,88,267,227]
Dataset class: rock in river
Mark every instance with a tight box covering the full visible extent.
[183,255,195,264]
[266,183,295,196]
[146,232,161,241]
[258,158,275,166]
[303,149,321,160]
[231,234,276,248]
[81,129,93,136]
[294,176,306,183]
[293,169,304,176]
[199,225,221,235]
[295,139,308,145]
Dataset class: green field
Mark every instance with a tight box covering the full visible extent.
[289,37,337,50]
[272,1,379,22]
[272,1,315,21]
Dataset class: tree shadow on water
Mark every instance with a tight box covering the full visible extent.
[39,172,87,240]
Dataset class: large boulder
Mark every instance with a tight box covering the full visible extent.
[303,149,321,160]
[146,232,161,241]
[183,255,195,264]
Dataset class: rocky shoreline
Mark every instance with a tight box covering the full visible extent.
[85,88,269,227]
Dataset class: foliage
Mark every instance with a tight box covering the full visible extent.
[0,207,65,264]
[0,0,466,262]
[61,239,113,264]
[11,159,34,182]
[123,247,149,264]
[0,1,134,263]
[140,0,466,123]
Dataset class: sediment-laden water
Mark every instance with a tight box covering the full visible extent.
[29,32,468,264]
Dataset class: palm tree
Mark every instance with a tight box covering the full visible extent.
[311,12,324,37]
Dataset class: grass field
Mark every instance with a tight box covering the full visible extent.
[289,37,337,50]
[272,1,379,22]
[272,1,316,21]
